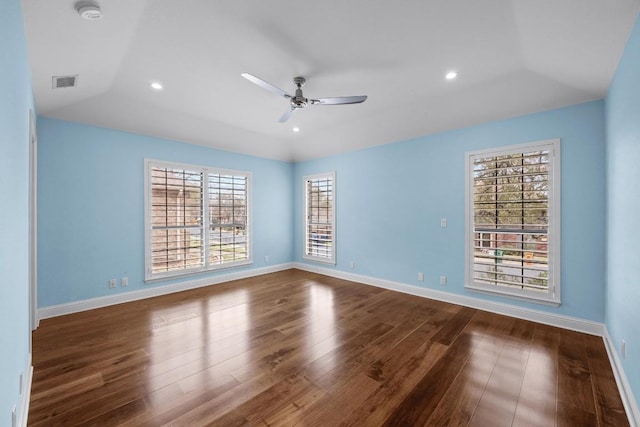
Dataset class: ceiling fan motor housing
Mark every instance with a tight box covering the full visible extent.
[292,77,308,108]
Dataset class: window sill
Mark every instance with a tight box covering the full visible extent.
[465,284,560,307]
[145,260,253,283]
[302,255,336,265]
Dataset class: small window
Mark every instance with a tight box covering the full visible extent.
[303,172,336,264]
[145,160,251,281]
[465,139,560,305]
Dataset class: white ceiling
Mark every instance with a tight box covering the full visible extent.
[22,0,640,162]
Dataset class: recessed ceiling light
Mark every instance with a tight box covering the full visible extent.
[150,82,163,90]
[445,71,458,80]
[292,127,300,132]
[77,3,103,20]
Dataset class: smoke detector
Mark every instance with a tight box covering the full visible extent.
[77,3,103,20]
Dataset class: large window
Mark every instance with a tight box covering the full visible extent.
[303,172,336,264]
[145,160,251,280]
[465,139,560,304]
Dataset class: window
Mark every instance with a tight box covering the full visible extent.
[303,172,336,264]
[145,160,251,280]
[465,139,560,305]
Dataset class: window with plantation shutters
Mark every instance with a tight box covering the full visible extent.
[303,172,335,264]
[208,173,249,266]
[465,139,561,305]
[149,166,204,274]
[145,160,251,281]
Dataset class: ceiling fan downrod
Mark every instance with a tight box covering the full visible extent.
[291,76,307,108]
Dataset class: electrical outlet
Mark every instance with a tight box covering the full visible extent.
[621,340,626,359]
[264,255,269,263]
[121,277,128,287]
[350,261,355,269]
[418,272,424,282]
[440,218,447,228]
[108,279,117,289]
[440,275,447,285]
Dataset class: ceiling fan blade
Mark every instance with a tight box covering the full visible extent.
[311,95,368,105]
[241,73,291,99]
[278,108,296,123]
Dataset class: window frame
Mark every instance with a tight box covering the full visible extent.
[464,139,561,305]
[303,171,336,265]
[144,159,252,282]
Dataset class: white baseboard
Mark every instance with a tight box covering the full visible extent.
[19,355,33,427]
[603,327,640,427]
[38,263,294,319]
[293,262,603,336]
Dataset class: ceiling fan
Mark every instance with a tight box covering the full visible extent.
[241,73,367,123]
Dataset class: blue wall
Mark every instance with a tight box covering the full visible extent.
[606,14,640,410]
[0,0,33,425]
[37,118,293,307]
[26,8,640,418]
[294,101,607,321]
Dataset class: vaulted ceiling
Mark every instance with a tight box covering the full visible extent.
[22,0,640,161]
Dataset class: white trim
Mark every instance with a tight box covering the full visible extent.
[464,138,561,305]
[29,110,38,331]
[293,262,603,336]
[302,171,336,265]
[38,263,293,319]
[144,158,253,282]
[18,356,33,427]
[603,327,640,427]
[144,259,253,284]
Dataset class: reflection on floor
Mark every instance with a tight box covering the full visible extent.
[29,269,629,426]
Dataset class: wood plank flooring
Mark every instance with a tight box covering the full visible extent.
[29,269,629,426]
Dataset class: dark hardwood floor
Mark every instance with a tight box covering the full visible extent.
[29,269,629,426]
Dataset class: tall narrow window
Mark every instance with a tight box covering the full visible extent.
[303,172,336,264]
[465,139,560,304]
[145,160,251,281]
[208,173,249,266]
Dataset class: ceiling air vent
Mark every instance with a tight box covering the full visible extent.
[52,75,78,89]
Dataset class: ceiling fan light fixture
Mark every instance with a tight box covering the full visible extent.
[76,2,103,20]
